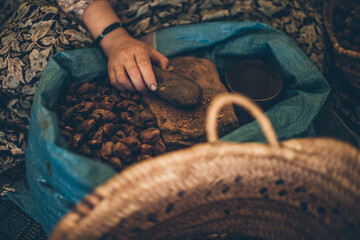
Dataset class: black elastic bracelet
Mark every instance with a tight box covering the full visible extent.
[95,22,123,45]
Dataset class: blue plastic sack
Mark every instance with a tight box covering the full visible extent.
[7,21,330,234]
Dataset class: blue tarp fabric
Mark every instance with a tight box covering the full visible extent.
[7,21,330,234]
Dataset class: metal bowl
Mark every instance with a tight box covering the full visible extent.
[225,59,283,125]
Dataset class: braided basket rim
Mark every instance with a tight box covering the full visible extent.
[49,137,360,240]
[323,0,360,59]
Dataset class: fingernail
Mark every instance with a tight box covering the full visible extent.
[150,84,157,91]
[166,66,174,71]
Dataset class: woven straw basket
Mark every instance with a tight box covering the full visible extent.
[50,94,360,240]
[323,0,360,90]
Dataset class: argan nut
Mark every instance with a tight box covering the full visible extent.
[113,142,132,160]
[78,119,97,133]
[108,157,123,170]
[140,144,153,155]
[92,109,116,122]
[73,133,84,145]
[140,128,161,144]
[153,138,166,155]
[116,130,126,138]
[139,109,156,124]
[120,136,141,152]
[101,141,114,159]
[102,123,115,136]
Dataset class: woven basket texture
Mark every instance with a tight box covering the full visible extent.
[50,94,360,240]
[323,0,360,89]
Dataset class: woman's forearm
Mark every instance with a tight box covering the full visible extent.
[82,0,129,53]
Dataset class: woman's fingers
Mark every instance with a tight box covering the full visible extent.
[115,65,136,92]
[123,57,147,93]
[135,52,157,91]
[108,67,126,91]
[150,48,169,70]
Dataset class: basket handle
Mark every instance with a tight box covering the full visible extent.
[206,93,280,149]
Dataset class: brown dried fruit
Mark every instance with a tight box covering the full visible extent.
[73,115,83,123]
[102,123,115,136]
[122,125,139,137]
[73,133,84,146]
[108,157,123,170]
[115,100,137,111]
[101,141,114,159]
[99,97,114,110]
[153,137,166,155]
[92,109,116,122]
[113,142,132,161]
[110,93,122,104]
[81,94,96,102]
[139,109,156,124]
[90,128,104,145]
[116,123,131,130]
[63,126,74,133]
[130,93,141,102]
[127,104,139,115]
[145,121,156,128]
[119,92,131,99]
[120,111,131,122]
[120,136,141,152]
[126,128,139,138]
[84,101,97,110]
[77,119,97,133]
[126,116,143,128]
[97,86,111,96]
[111,135,122,143]
[116,130,126,138]
[140,128,161,144]
[73,102,85,111]
[88,139,101,146]
[140,144,153,155]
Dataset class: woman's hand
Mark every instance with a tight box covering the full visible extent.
[82,0,168,93]
[101,30,169,93]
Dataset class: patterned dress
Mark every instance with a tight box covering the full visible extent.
[0,0,326,177]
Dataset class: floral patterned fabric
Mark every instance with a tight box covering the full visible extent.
[0,0,326,176]
[0,0,24,26]
[56,0,96,20]
[0,0,93,174]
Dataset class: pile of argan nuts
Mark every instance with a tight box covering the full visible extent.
[333,1,360,52]
[54,79,166,172]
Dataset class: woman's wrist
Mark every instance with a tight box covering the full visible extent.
[95,22,123,45]
[99,28,130,56]
[82,0,124,40]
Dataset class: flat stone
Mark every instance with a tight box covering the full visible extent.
[143,56,239,150]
